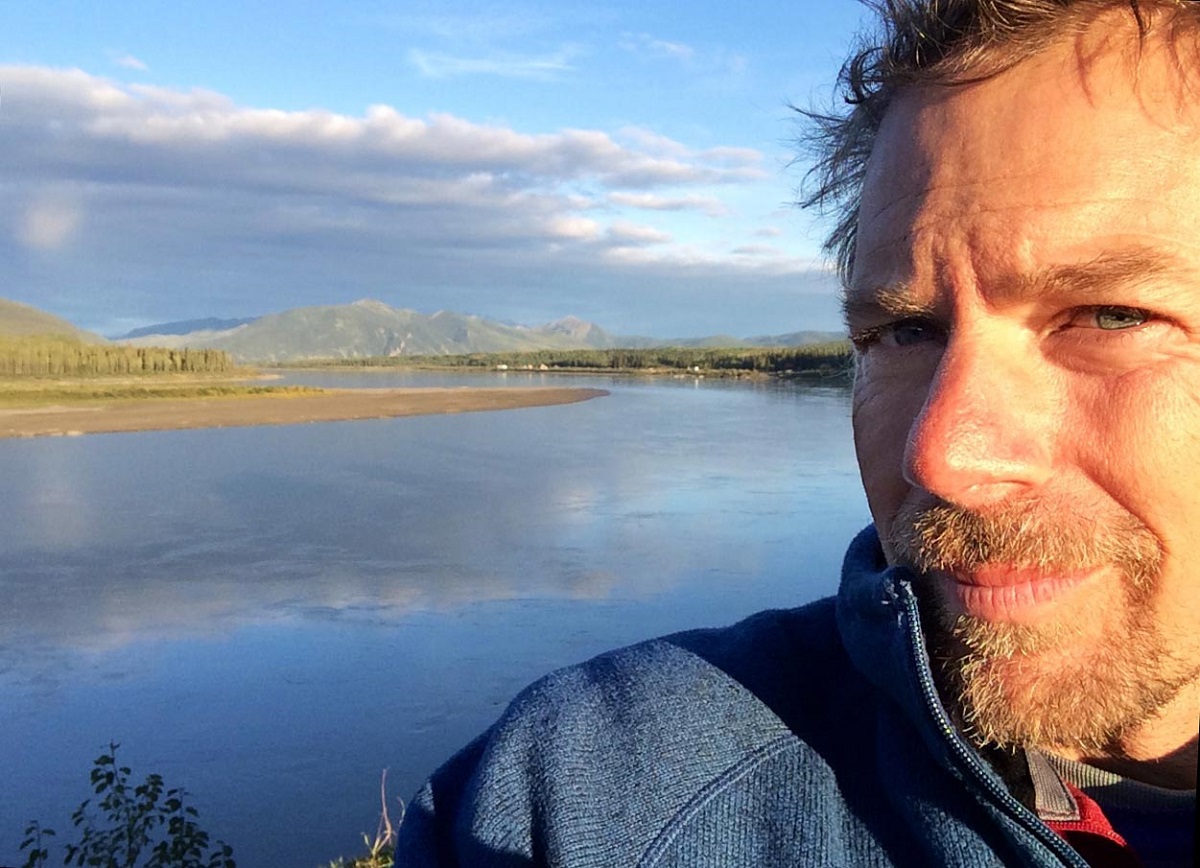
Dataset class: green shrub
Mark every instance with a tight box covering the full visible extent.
[19,744,235,868]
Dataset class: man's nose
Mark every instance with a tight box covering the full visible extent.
[902,333,1055,509]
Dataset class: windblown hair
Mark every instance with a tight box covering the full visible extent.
[801,0,1200,282]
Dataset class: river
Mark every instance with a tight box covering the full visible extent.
[0,371,869,867]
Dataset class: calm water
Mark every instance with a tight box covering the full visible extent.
[0,372,869,867]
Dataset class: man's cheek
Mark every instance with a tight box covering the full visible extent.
[853,375,922,538]
[1072,367,1200,533]
[853,366,927,466]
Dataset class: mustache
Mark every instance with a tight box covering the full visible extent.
[886,499,1162,584]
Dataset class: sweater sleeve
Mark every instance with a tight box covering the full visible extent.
[391,628,807,867]
[394,733,540,867]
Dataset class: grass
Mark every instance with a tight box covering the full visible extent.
[323,772,401,868]
[0,380,323,407]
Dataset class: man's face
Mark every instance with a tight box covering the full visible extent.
[847,15,1200,755]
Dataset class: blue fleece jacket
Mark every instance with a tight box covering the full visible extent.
[394,527,1096,866]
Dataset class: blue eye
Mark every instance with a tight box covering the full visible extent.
[1093,306,1148,330]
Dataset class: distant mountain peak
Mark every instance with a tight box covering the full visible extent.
[120,303,620,361]
[115,300,843,362]
[350,298,393,313]
[120,316,257,339]
[541,315,595,338]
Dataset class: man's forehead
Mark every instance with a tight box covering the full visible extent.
[850,11,1200,301]
[883,8,1200,151]
[880,6,1200,120]
[842,249,1188,319]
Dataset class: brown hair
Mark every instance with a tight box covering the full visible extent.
[800,0,1199,282]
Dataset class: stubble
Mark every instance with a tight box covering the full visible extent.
[887,499,1192,755]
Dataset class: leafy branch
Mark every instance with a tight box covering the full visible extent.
[19,743,235,868]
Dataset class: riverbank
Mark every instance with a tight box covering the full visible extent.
[283,363,777,380]
[275,342,854,381]
[0,386,608,439]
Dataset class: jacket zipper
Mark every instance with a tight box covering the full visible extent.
[896,583,1090,868]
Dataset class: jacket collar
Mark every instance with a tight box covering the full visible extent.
[835,525,925,714]
[834,524,963,768]
[836,525,1045,797]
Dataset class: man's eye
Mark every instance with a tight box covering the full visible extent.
[849,318,944,350]
[891,320,937,346]
[1089,306,1149,330]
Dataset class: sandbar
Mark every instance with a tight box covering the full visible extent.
[0,387,608,439]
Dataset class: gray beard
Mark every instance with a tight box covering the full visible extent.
[918,589,1191,755]
[889,499,1192,754]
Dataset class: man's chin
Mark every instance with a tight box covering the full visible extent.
[922,598,1125,751]
[951,652,1076,751]
[928,609,1187,755]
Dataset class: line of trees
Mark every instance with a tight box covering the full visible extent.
[310,342,854,377]
[0,335,235,376]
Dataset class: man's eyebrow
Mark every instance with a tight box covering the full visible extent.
[1018,249,1179,301]
[841,284,933,324]
[841,248,1184,324]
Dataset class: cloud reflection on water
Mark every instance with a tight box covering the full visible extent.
[0,376,868,867]
[0,380,861,666]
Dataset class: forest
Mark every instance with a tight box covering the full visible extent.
[0,335,235,377]
[303,342,855,377]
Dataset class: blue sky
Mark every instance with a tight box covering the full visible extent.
[2,1,869,337]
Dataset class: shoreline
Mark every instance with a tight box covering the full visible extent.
[272,364,849,381]
[0,386,608,440]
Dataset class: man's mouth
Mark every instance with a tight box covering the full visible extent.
[930,565,1098,623]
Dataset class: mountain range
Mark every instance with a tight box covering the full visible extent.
[2,297,845,362]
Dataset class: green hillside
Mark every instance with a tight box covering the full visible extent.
[126,300,626,362]
[0,299,103,342]
[0,300,238,377]
[126,299,849,363]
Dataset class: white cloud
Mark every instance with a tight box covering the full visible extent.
[723,53,748,76]
[408,48,575,80]
[754,226,783,238]
[547,216,601,240]
[731,244,780,257]
[112,53,148,71]
[607,221,671,245]
[616,127,691,159]
[700,146,762,169]
[601,242,821,276]
[616,34,748,87]
[619,33,696,62]
[17,190,82,250]
[0,67,746,189]
[0,64,832,335]
[370,8,567,45]
[608,192,728,217]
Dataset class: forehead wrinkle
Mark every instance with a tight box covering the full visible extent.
[843,247,1186,326]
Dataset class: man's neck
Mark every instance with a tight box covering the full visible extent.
[1052,682,1199,791]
